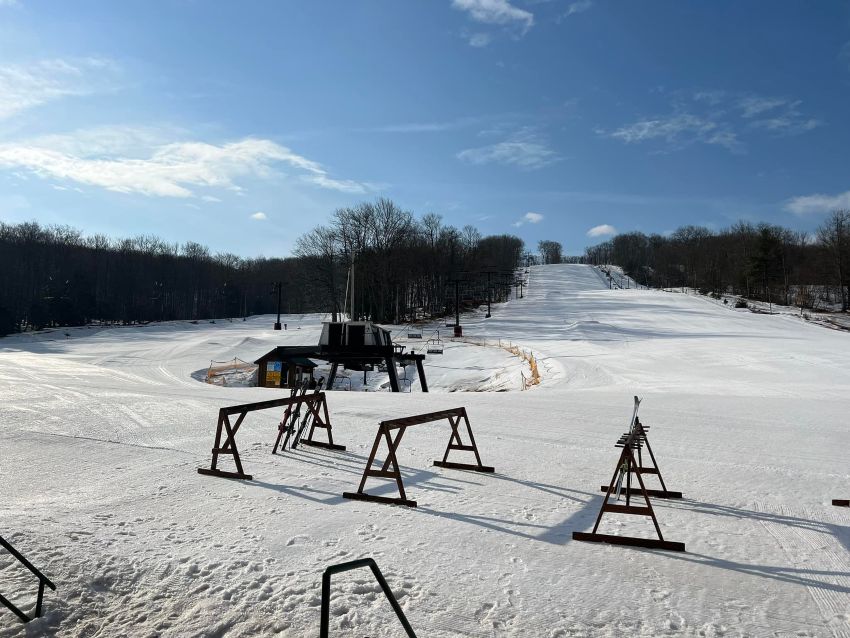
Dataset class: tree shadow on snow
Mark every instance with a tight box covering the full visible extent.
[413,473,603,545]
[653,550,850,594]
[249,450,482,506]
[250,480,347,505]
[657,498,850,553]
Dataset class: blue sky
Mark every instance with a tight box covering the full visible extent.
[0,1,848,256]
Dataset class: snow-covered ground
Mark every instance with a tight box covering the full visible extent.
[2,264,849,636]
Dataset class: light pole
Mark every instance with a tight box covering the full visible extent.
[153,281,164,322]
[485,271,492,318]
[273,282,282,330]
[454,279,461,337]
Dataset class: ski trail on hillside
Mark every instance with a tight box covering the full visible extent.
[755,503,850,637]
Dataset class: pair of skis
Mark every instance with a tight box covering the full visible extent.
[274,380,324,453]
[613,395,641,499]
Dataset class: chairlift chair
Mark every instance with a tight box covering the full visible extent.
[426,336,444,355]
[334,374,352,391]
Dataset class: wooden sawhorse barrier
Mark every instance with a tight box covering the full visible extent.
[598,416,682,499]
[574,426,685,551]
[343,407,494,507]
[197,391,343,481]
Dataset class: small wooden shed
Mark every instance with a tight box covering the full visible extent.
[254,348,318,389]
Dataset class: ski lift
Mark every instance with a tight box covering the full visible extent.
[407,330,422,339]
[333,374,352,391]
[426,335,444,355]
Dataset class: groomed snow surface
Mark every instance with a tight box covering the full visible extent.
[2,264,849,637]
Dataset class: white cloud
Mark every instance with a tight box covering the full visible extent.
[251,211,267,220]
[738,96,787,118]
[359,115,484,134]
[0,127,370,197]
[468,32,493,47]
[0,58,116,120]
[748,100,822,135]
[512,211,544,226]
[304,173,370,194]
[587,224,617,237]
[736,98,822,134]
[692,90,726,105]
[458,129,558,169]
[751,116,821,133]
[608,91,819,154]
[0,0,20,6]
[452,0,534,34]
[608,113,742,152]
[610,114,715,144]
[785,191,850,216]
[564,0,592,17]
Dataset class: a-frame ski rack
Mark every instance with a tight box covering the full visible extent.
[599,416,682,499]
[343,407,495,507]
[198,390,343,481]
[574,426,685,551]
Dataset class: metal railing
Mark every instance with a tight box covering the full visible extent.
[0,535,56,623]
[320,558,416,637]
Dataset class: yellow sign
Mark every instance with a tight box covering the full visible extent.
[266,361,282,386]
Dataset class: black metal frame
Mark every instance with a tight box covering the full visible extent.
[0,536,56,623]
[320,558,416,638]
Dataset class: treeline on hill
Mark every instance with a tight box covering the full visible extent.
[0,198,525,336]
[583,210,850,311]
[537,240,563,265]
[294,199,524,322]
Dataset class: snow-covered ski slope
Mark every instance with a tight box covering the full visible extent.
[2,264,848,637]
